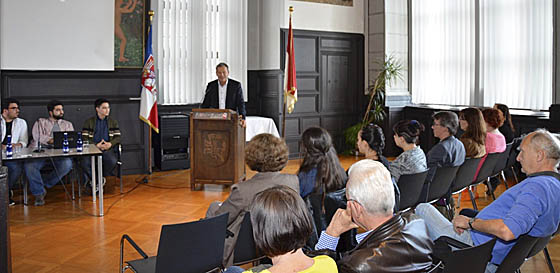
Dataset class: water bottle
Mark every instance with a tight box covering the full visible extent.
[6,135,13,158]
[76,132,83,152]
[62,132,69,153]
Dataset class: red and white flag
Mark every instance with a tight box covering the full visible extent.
[284,11,297,114]
[139,25,159,133]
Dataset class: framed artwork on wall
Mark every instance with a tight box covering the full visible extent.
[294,0,353,6]
[115,0,146,68]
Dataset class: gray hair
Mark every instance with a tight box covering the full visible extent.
[529,129,560,166]
[347,159,394,216]
[432,111,459,136]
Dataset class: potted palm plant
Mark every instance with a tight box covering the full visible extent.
[344,55,403,154]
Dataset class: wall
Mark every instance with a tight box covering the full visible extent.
[248,0,366,71]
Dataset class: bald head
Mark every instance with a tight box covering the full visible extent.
[347,159,394,216]
[517,129,560,174]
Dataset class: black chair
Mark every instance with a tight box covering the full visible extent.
[434,236,497,273]
[232,213,264,266]
[488,144,512,192]
[120,213,228,273]
[424,166,460,205]
[469,153,502,210]
[397,171,429,211]
[496,230,558,273]
[323,187,358,253]
[447,157,482,214]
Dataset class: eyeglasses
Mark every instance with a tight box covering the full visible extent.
[8,107,19,110]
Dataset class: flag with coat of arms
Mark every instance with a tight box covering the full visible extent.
[139,23,159,133]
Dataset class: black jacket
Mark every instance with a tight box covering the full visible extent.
[201,78,246,119]
[337,213,434,273]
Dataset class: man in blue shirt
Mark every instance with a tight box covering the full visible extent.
[416,129,560,273]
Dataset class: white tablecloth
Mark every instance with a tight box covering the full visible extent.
[245,116,280,141]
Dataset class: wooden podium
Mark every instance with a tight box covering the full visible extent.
[190,109,246,190]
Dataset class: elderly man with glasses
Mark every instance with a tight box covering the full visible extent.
[314,159,434,273]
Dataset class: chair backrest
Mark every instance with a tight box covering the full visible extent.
[450,158,482,194]
[491,144,512,176]
[232,213,261,265]
[495,234,552,273]
[154,213,228,273]
[323,187,358,252]
[426,166,460,203]
[474,153,501,184]
[397,171,429,211]
[441,238,497,273]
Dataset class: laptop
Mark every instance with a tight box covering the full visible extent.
[53,131,79,149]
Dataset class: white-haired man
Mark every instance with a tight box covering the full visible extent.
[416,129,560,273]
[315,159,434,273]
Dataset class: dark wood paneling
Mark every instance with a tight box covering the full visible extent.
[294,37,318,73]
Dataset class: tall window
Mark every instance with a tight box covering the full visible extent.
[155,0,247,105]
[411,0,552,110]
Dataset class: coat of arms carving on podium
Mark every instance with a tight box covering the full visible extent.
[202,132,229,166]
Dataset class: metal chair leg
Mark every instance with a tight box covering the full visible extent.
[23,178,28,206]
[511,166,519,183]
[543,247,556,273]
[469,188,478,211]
[501,171,509,190]
[486,178,496,200]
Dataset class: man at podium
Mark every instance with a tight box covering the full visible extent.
[201,62,247,127]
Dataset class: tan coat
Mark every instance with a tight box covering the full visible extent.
[206,171,299,267]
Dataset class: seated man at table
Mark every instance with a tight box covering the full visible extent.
[416,129,560,273]
[24,100,74,206]
[1,98,28,206]
[81,98,121,190]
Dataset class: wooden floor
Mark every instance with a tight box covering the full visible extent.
[7,156,559,273]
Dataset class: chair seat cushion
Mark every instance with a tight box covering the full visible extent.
[127,256,156,273]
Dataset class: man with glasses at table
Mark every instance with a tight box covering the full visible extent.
[1,98,28,206]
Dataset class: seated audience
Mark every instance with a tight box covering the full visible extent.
[298,127,347,199]
[389,119,427,181]
[475,108,507,194]
[356,123,400,212]
[494,103,515,143]
[356,123,389,169]
[206,133,298,267]
[1,98,28,206]
[226,186,338,273]
[81,98,121,189]
[458,107,486,159]
[315,159,434,272]
[425,111,465,188]
[24,100,74,206]
[416,129,560,273]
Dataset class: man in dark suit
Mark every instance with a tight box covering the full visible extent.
[201,62,247,127]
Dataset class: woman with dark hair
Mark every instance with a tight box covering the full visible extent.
[389,120,427,181]
[458,107,486,158]
[356,123,390,169]
[494,103,515,143]
[298,127,347,199]
[225,186,338,273]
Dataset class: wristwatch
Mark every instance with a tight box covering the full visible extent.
[468,218,476,230]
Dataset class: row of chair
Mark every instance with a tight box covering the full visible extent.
[120,212,263,273]
[396,142,557,273]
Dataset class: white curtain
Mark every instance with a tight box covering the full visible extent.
[156,0,247,105]
[480,0,552,110]
[411,0,475,106]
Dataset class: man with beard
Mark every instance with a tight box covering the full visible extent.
[24,100,74,206]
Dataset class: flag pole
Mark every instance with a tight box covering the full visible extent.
[147,10,154,175]
[282,6,294,139]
